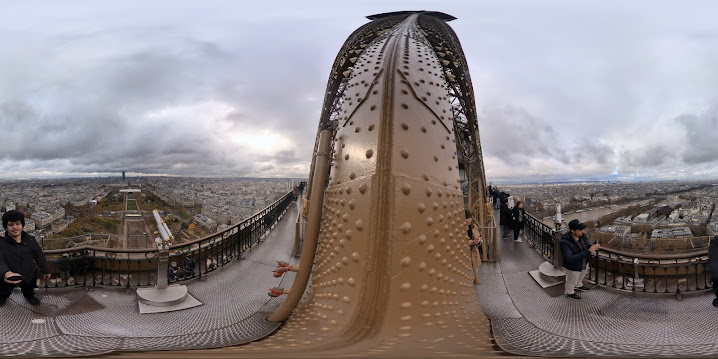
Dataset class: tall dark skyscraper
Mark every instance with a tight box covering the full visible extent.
[122,171,126,180]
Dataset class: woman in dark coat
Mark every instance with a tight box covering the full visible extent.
[511,201,526,243]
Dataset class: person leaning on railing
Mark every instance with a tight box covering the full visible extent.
[560,219,600,301]
[709,235,718,308]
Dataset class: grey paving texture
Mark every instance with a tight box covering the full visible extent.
[0,201,300,357]
[476,218,718,357]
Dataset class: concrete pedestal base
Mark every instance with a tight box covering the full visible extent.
[136,284,203,313]
[529,261,566,289]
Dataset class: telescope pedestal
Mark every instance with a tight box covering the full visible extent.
[136,248,202,313]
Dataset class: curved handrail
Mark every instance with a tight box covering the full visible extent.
[522,211,712,293]
[38,190,295,289]
[598,247,708,261]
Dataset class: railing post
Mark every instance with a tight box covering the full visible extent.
[156,248,169,289]
[552,230,563,270]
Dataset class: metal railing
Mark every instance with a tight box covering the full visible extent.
[38,191,295,289]
[589,247,711,294]
[523,212,558,263]
[522,211,713,294]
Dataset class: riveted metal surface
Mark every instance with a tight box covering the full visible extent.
[244,13,492,358]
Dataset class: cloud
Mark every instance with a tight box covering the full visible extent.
[676,110,718,164]
[1,1,718,182]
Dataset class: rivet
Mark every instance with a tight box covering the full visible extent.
[401,123,409,130]
[348,200,355,210]
[427,217,434,226]
[401,302,412,308]
[366,149,374,158]
[400,149,409,159]
[368,124,374,131]
[426,188,433,197]
[401,222,412,234]
[418,203,426,213]
[342,296,351,303]
[419,235,427,244]
[402,183,411,195]
[345,154,350,160]
[348,278,356,286]
[352,252,360,261]
[355,219,364,231]
[433,156,438,162]
[345,229,352,238]
[359,183,368,194]
[401,257,411,266]
[349,172,356,180]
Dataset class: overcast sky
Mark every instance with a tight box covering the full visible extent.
[1,1,717,183]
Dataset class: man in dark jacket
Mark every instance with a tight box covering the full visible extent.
[499,197,512,239]
[560,219,600,300]
[0,210,51,306]
[708,236,718,307]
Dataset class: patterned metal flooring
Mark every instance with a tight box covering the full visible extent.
[4,202,718,358]
[0,202,300,358]
[477,222,718,357]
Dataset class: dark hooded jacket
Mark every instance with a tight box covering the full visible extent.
[560,231,593,272]
[0,231,50,284]
[708,236,718,282]
[499,203,512,225]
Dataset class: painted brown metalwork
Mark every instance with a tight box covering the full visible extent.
[239,11,495,357]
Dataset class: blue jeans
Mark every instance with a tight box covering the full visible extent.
[502,224,510,238]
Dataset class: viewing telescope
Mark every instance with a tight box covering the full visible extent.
[152,209,174,248]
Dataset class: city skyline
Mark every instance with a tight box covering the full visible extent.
[2,1,718,182]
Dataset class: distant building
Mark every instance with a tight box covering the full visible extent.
[239,198,256,208]
[651,227,693,239]
[194,214,218,232]
[598,225,631,237]
[51,218,74,234]
[24,219,36,232]
[31,211,54,228]
[646,205,672,220]
[122,171,126,181]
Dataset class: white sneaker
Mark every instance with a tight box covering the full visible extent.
[514,239,522,243]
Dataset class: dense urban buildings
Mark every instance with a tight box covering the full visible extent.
[0,177,299,244]
[495,179,718,241]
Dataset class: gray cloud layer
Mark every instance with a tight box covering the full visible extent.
[1,1,718,181]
